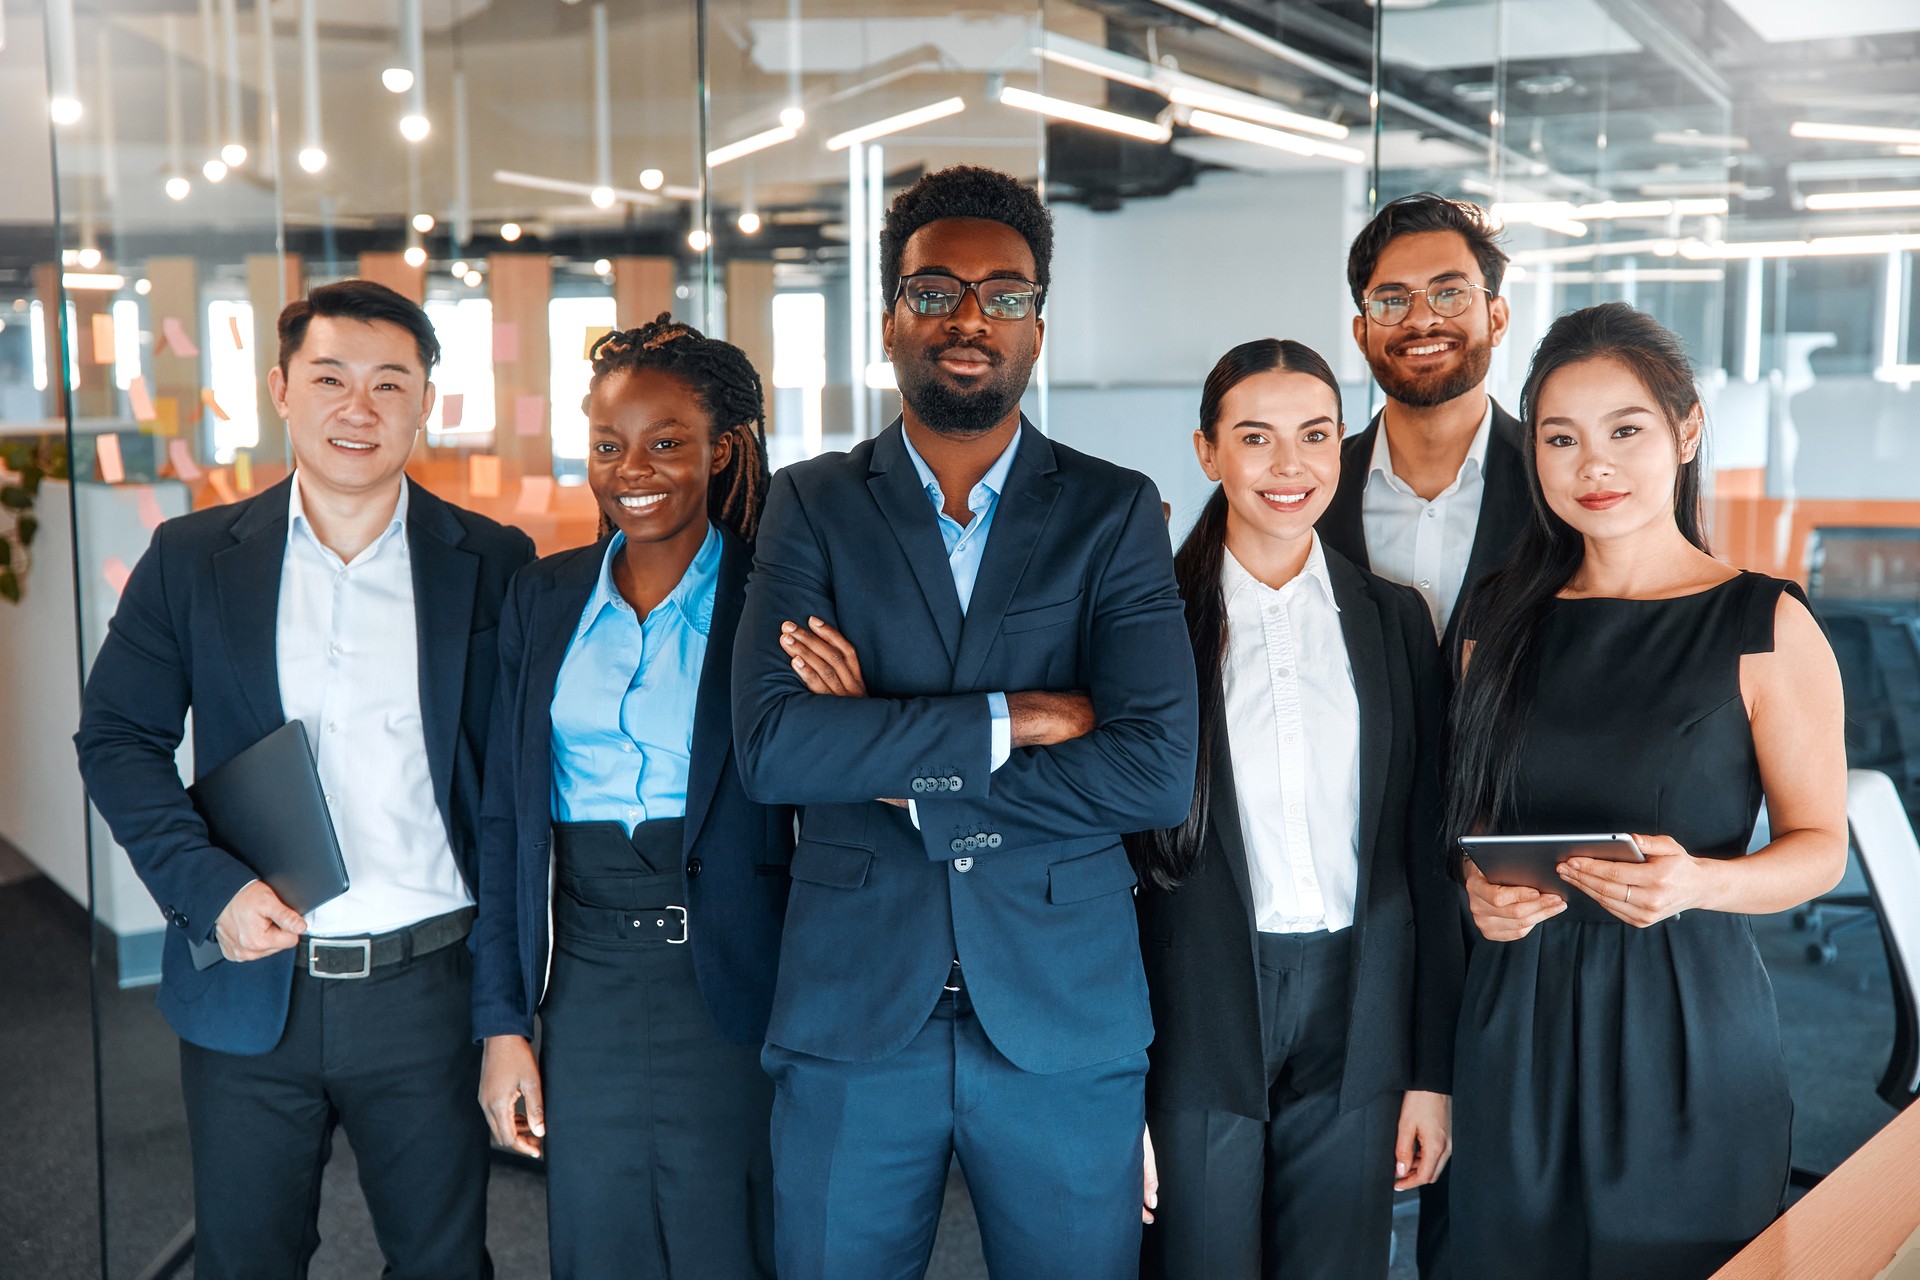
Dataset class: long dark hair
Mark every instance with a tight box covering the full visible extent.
[586,313,772,544]
[1130,338,1345,891]
[1445,302,1709,857]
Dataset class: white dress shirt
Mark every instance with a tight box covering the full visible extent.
[277,476,473,937]
[1360,399,1493,638]
[1221,537,1362,934]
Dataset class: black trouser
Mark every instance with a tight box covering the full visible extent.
[1144,929,1398,1280]
[178,935,490,1280]
[542,820,774,1280]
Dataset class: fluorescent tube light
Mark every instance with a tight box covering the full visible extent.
[64,273,127,290]
[708,125,800,168]
[826,98,966,152]
[1803,188,1920,211]
[1678,233,1920,260]
[1791,121,1920,146]
[998,86,1171,145]
[1181,107,1362,163]
[1164,86,1347,140]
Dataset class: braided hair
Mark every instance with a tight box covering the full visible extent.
[585,312,771,544]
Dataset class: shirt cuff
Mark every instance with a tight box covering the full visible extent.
[907,799,919,829]
[988,692,1011,771]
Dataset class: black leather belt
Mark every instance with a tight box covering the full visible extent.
[299,907,476,980]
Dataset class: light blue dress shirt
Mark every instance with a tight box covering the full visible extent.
[550,524,722,830]
[900,425,1017,769]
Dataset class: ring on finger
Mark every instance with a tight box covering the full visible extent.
[1626,886,1634,903]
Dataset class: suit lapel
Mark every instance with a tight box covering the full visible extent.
[952,429,1059,692]
[407,482,480,824]
[1330,552,1391,915]
[1202,699,1259,936]
[1318,417,1373,570]
[522,546,599,821]
[866,424,964,663]
[684,532,747,850]
[1461,401,1532,591]
[212,481,293,736]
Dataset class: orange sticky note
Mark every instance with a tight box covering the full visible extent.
[152,396,180,437]
[102,557,132,596]
[228,315,245,349]
[233,450,253,493]
[441,393,464,428]
[127,375,157,423]
[91,312,118,364]
[200,388,229,421]
[469,453,502,498]
[514,395,545,437]
[160,316,198,357]
[167,439,202,480]
[583,325,613,359]
[514,475,553,515]
[134,487,167,530]
[493,322,519,362]
[208,467,238,503]
[95,433,126,483]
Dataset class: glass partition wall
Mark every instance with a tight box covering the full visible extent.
[14,0,1918,1274]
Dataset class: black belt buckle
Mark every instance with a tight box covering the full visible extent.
[309,938,372,979]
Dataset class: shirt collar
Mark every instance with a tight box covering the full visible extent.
[581,522,722,636]
[1220,532,1340,613]
[287,471,409,560]
[900,423,1023,517]
[1367,397,1494,484]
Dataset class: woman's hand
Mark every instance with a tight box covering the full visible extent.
[479,1034,545,1158]
[1142,1123,1159,1225]
[1464,858,1567,941]
[781,617,866,697]
[1557,834,1712,927]
[1394,1091,1451,1190]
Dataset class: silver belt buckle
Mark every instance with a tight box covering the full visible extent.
[309,938,372,979]
[664,905,688,945]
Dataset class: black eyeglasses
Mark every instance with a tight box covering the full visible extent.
[895,273,1043,321]
[1362,279,1492,327]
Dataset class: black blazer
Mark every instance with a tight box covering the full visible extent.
[469,529,795,1047]
[1135,546,1464,1120]
[1318,400,1531,654]
[75,476,535,1055]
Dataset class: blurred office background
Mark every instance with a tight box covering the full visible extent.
[0,0,1917,1274]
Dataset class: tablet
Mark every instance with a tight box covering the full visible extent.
[1458,833,1644,925]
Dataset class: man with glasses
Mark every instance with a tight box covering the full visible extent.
[733,165,1199,1279]
[1321,192,1531,651]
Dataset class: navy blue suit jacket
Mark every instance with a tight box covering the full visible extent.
[74,476,536,1055]
[733,421,1200,1074]
[469,529,795,1046]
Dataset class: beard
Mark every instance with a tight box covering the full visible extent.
[1367,331,1493,409]
[893,339,1034,438]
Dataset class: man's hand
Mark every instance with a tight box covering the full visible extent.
[1394,1090,1451,1190]
[479,1035,545,1158]
[1007,691,1095,748]
[213,880,307,962]
[781,617,866,697]
[1142,1122,1160,1224]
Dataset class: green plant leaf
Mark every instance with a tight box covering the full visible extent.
[0,540,11,567]
[0,486,29,510]
[18,514,37,546]
[0,571,18,603]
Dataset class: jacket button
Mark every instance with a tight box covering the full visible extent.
[912,777,927,793]
[954,857,974,873]
[950,838,966,853]
[685,858,703,878]
[948,776,964,792]
[986,833,1002,849]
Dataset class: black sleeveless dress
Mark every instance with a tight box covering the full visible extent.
[1451,573,1802,1280]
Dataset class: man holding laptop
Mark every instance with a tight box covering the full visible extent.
[76,279,533,1277]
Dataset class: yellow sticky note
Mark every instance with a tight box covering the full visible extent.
[583,325,614,359]
[91,312,118,365]
[469,453,502,498]
[152,396,180,437]
[233,450,253,493]
[201,388,230,421]
[95,433,126,484]
[127,376,158,423]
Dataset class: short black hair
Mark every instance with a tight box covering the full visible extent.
[879,166,1054,313]
[1346,192,1509,311]
[277,278,441,374]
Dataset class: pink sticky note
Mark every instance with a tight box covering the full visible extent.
[134,487,167,530]
[514,395,545,437]
[514,475,553,515]
[200,387,230,422]
[228,315,245,349]
[441,393,464,428]
[91,313,118,364]
[167,439,202,481]
[95,433,126,484]
[127,375,158,423]
[469,453,502,498]
[161,316,198,357]
[493,322,519,362]
[103,557,132,596]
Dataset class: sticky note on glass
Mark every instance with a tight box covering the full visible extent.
[152,396,180,437]
[161,316,198,358]
[514,475,553,515]
[514,395,545,436]
[127,375,158,423]
[583,325,613,359]
[469,453,502,498]
[201,388,229,421]
[208,467,238,504]
[134,487,167,530]
[493,321,519,362]
[103,557,132,596]
[228,315,245,349]
[441,392,464,428]
[95,433,126,484]
[91,312,118,364]
[167,438,202,480]
[233,451,253,493]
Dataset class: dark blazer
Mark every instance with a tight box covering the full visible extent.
[74,476,536,1056]
[1136,547,1464,1119]
[1318,400,1531,654]
[468,529,794,1047]
[732,420,1200,1075]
